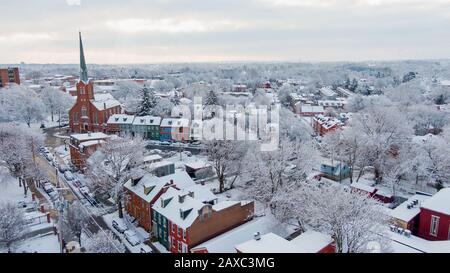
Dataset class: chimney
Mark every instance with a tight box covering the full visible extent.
[179,195,185,203]
[254,232,261,241]
[188,191,194,198]
[170,179,174,185]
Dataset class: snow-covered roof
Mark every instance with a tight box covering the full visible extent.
[391,193,431,222]
[421,188,450,215]
[153,187,207,229]
[160,118,190,128]
[70,132,109,142]
[319,87,337,97]
[314,114,343,129]
[181,184,217,204]
[212,201,240,211]
[123,173,167,203]
[290,230,333,253]
[300,105,324,113]
[107,114,135,125]
[143,154,163,163]
[191,218,280,253]
[235,233,303,253]
[91,93,121,110]
[132,116,161,126]
[184,161,210,170]
[351,182,376,194]
[79,139,105,148]
[440,80,450,86]
[387,227,450,253]
[157,170,196,189]
[318,100,345,107]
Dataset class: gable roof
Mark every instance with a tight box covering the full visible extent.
[107,114,135,125]
[132,116,161,126]
[421,188,450,215]
[91,93,121,110]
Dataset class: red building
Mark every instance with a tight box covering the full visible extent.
[418,188,450,241]
[313,114,342,136]
[69,132,109,170]
[0,67,20,88]
[68,33,121,133]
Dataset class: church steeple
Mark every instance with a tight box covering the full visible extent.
[79,32,88,83]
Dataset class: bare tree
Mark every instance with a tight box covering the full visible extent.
[62,201,89,245]
[0,202,28,252]
[87,136,145,218]
[84,230,125,253]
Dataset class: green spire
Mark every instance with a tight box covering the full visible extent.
[79,32,88,83]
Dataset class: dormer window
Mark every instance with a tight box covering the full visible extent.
[141,119,144,123]
[168,121,173,125]
[150,119,153,123]
[115,118,119,122]
[80,87,85,94]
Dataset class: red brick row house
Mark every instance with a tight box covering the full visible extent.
[68,32,121,133]
[123,170,197,232]
[152,186,254,253]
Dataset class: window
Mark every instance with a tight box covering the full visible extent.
[172,224,176,233]
[73,112,79,123]
[93,112,98,124]
[81,107,87,117]
[430,215,440,236]
[172,239,177,249]
[183,229,186,240]
[80,87,85,94]
[178,227,182,237]
[178,242,182,253]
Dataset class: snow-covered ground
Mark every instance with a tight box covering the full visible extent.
[4,233,60,253]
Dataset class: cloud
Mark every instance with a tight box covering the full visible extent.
[258,0,450,8]
[105,18,243,34]
[66,0,81,6]
[0,33,55,43]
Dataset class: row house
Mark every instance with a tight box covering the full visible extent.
[132,116,161,140]
[123,170,197,232]
[106,114,134,135]
[152,187,254,253]
[160,118,190,142]
[320,160,350,182]
[69,33,122,133]
[313,114,342,136]
[69,132,109,170]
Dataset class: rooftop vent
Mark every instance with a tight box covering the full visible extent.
[254,232,261,241]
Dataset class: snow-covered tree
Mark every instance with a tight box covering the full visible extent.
[245,138,319,217]
[204,140,245,193]
[204,90,219,106]
[0,202,28,252]
[297,184,390,253]
[61,201,89,245]
[40,86,74,123]
[87,136,145,218]
[137,86,157,116]
[0,85,45,126]
[84,230,125,253]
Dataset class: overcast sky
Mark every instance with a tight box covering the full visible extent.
[2,0,450,64]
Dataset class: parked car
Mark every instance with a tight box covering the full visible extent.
[124,230,140,246]
[17,201,27,208]
[58,164,69,173]
[73,180,82,188]
[43,183,55,193]
[112,219,128,233]
[140,245,153,253]
[64,171,75,181]
[160,141,171,146]
[48,191,59,201]
[45,153,54,161]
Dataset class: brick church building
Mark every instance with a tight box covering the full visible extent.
[69,32,121,133]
